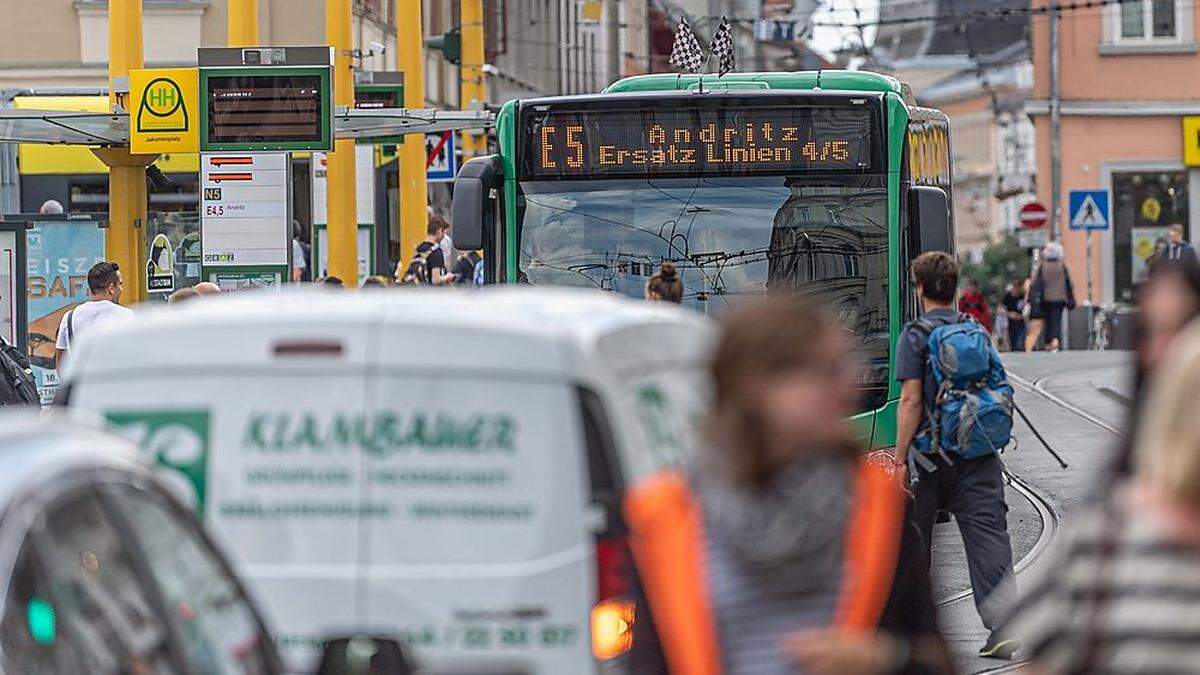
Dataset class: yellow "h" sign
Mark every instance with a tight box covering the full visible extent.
[131,68,199,154]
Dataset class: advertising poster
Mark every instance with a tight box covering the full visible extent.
[147,233,176,294]
[1132,226,1170,285]
[26,220,105,403]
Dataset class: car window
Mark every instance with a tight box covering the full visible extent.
[37,492,178,674]
[107,485,275,675]
[0,543,90,673]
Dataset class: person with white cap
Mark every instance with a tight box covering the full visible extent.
[1026,242,1076,352]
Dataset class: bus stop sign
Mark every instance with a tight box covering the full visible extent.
[130,68,199,154]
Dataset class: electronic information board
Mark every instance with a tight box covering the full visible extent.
[521,97,881,179]
[200,66,332,152]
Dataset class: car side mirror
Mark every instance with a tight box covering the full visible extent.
[315,635,416,675]
[451,154,504,251]
[908,186,953,255]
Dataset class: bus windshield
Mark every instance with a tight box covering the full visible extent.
[517,174,891,405]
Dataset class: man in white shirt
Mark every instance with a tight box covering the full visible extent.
[55,261,134,368]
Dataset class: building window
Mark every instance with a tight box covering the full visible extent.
[1115,0,1182,41]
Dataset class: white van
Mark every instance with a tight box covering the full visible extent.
[61,287,713,673]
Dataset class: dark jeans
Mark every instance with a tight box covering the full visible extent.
[909,453,1016,631]
[1042,300,1067,346]
[1006,321,1026,352]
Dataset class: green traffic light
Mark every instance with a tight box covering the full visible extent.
[27,597,56,645]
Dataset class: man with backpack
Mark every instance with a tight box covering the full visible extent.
[893,251,1020,660]
[398,217,457,286]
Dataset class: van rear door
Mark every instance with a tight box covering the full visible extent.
[363,336,593,672]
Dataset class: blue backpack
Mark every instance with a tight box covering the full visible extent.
[914,315,1014,459]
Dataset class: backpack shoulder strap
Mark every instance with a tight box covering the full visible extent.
[65,309,75,348]
[911,317,935,337]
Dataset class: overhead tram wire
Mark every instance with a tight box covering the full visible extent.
[686,0,1151,32]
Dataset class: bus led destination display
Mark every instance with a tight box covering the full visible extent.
[522,100,879,179]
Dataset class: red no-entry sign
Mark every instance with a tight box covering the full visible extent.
[1020,202,1048,229]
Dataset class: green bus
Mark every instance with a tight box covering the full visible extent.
[451,70,954,440]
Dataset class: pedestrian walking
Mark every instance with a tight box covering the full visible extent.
[1001,278,1027,353]
[54,261,134,369]
[438,216,456,272]
[893,251,1020,660]
[194,281,222,296]
[644,261,683,303]
[957,278,993,333]
[167,287,198,304]
[292,220,311,282]
[1108,258,1200,480]
[1027,242,1076,351]
[1164,222,1197,265]
[452,249,482,287]
[398,216,457,286]
[1002,318,1200,672]
[625,295,952,675]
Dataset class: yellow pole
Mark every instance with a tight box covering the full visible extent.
[397,0,428,267]
[460,0,487,158]
[105,0,149,305]
[228,0,259,47]
[326,0,359,284]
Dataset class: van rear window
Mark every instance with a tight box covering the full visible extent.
[616,368,710,483]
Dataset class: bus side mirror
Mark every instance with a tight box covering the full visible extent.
[451,154,504,251]
[909,186,953,255]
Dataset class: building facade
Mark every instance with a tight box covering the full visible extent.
[0,0,630,278]
[1030,0,1200,305]
[873,0,1036,260]
[0,0,625,105]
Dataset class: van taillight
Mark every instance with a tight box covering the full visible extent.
[595,537,632,600]
[593,536,635,661]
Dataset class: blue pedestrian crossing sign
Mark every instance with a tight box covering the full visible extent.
[1068,190,1110,231]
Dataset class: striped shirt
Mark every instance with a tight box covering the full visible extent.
[1003,488,1200,673]
[704,512,845,675]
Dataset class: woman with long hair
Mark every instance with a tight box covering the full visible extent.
[1109,259,1200,479]
[625,295,951,674]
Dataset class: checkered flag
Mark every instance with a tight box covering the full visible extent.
[668,16,705,74]
[711,16,736,76]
